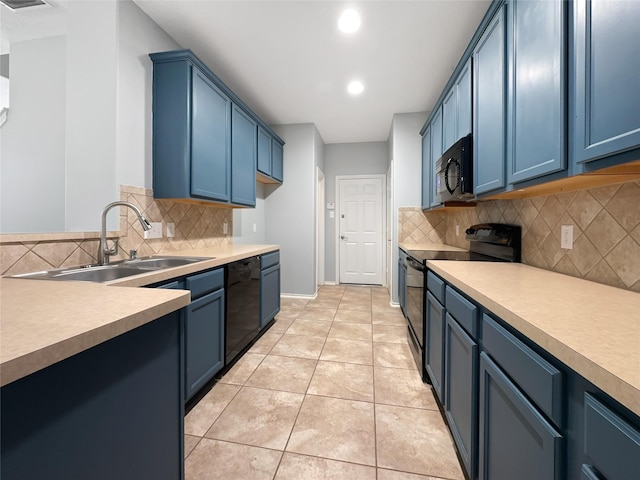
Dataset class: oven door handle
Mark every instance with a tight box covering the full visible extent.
[405,256,426,272]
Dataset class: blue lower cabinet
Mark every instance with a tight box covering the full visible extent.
[445,313,479,479]
[478,352,563,480]
[1,312,184,480]
[260,263,281,329]
[583,394,640,480]
[185,288,225,401]
[425,291,445,403]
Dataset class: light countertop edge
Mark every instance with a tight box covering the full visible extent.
[1,244,279,387]
[399,242,468,253]
[426,260,640,417]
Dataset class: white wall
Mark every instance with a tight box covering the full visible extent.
[389,111,428,303]
[233,183,266,244]
[265,124,322,297]
[117,0,180,190]
[0,36,67,233]
[323,141,389,283]
[0,0,180,233]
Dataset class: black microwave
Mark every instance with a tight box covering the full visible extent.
[435,134,474,202]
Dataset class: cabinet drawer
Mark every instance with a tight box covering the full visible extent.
[186,268,224,299]
[584,394,640,480]
[427,271,445,304]
[261,251,280,270]
[482,314,563,427]
[478,352,563,480]
[445,286,479,338]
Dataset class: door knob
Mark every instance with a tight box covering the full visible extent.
[341,236,348,240]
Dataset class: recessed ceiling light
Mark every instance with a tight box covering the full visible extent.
[347,80,364,95]
[338,9,361,33]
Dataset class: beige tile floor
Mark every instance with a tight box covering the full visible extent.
[184,285,465,480]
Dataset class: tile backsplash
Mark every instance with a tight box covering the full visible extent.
[0,185,232,276]
[399,180,640,293]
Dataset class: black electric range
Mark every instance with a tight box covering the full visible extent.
[406,223,522,265]
[403,223,521,381]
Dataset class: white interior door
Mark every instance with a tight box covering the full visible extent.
[338,176,384,285]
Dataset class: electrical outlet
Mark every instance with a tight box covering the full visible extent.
[253,223,257,233]
[143,222,163,239]
[456,224,460,236]
[166,222,175,238]
[561,224,573,249]
[223,222,228,235]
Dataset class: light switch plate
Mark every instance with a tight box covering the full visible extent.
[144,222,163,239]
[223,222,228,235]
[561,224,573,249]
[166,223,175,238]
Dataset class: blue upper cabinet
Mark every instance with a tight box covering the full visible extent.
[572,0,640,168]
[443,59,473,153]
[150,50,284,206]
[474,4,506,195]
[421,125,432,210]
[430,107,444,207]
[507,0,566,184]
[257,125,284,184]
[442,87,457,153]
[191,68,232,202]
[231,105,257,207]
[271,140,284,183]
[257,126,272,177]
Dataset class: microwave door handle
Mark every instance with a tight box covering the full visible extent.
[444,158,458,194]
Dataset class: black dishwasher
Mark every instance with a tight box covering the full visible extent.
[225,256,260,366]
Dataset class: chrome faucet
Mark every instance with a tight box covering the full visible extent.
[98,201,152,265]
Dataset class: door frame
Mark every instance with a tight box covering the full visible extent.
[335,174,387,286]
[317,167,325,287]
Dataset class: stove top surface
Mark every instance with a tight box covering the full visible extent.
[406,249,510,264]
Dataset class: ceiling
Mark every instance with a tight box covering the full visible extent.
[133,0,491,144]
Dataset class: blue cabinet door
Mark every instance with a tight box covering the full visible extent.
[257,126,272,177]
[425,291,445,403]
[231,104,257,207]
[507,0,566,184]
[271,141,284,182]
[191,67,232,202]
[457,59,472,141]
[185,288,225,401]
[478,352,563,480]
[421,126,432,210]
[430,108,443,207]
[474,5,506,195]
[572,0,640,165]
[445,313,479,479]
[260,263,280,329]
[442,58,472,153]
[442,87,457,153]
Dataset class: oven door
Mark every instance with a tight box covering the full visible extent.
[404,256,426,378]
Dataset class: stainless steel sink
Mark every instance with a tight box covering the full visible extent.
[123,256,213,270]
[10,256,214,282]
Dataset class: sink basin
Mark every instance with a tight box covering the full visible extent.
[10,256,214,282]
[123,256,213,270]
